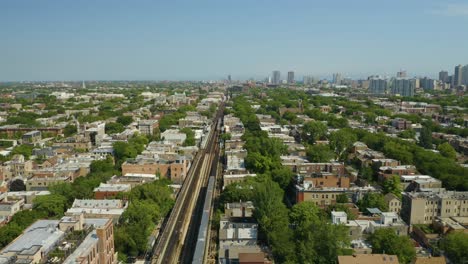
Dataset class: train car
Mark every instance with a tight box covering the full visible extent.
[192,176,215,264]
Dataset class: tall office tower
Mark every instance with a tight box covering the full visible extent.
[413,78,420,89]
[439,71,449,83]
[227,75,232,83]
[272,71,281,85]
[82,81,86,89]
[397,70,407,78]
[462,65,468,85]
[332,73,342,85]
[454,64,463,86]
[392,78,415,97]
[287,71,295,84]
[303,76,316,85]
[420,77,435,91]
[369,78,388,95]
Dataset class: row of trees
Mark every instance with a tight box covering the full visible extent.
[114,179,174,260]
[229,96,352,263]
[112,134,149,168]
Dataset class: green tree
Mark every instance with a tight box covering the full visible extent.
[63,124,77,137]
[359,166,374,182]
[117,116,134,126]
[220,133,232,142]
[306,144,334,162]
[382,175,402,198]
[336,193,349,203]
[270,166,294,189]
[290,201,350,263]
[253,179,296,262]
[419,126,433,149]
[329,129,357,159]
[9,179,26,191]
[398,129,416,139]
[105,122,125,134]
[33,194,68,218]
[282,111,297,123]
[302,121,327,144]
[357,193,388,212]
[437,142,457,160]
[368,229,416,264]
[245,152,273,174]
[11,144,34,159]
[440,232,468,264]
[180,128,196,146]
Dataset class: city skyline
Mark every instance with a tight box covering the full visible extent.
[1,0,468,81]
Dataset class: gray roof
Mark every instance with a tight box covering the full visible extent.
[62,231,99,264]
[0,220,64,256]
[367,208,382,214]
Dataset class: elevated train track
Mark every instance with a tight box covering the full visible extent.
[149,104,224,264]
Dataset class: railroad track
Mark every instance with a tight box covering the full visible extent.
[149,104,224,264]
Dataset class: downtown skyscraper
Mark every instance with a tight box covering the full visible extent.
[272,70,281,85]
[454,64,463,87]
[287,71,295,84]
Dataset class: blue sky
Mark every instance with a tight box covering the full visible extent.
[1,0,468,81]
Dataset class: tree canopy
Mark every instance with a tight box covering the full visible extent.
[368,228,416,264]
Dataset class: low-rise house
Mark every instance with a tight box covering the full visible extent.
[179,112,208,128]
[225,201,254,218]
[0,214,117,264]
[53,136,93,151]
[384,193,402,214]
[295,185,347,206]
[332,211,408,241]
[4,155,34,180]
[27,176,71,191]
[0,199,24,220]
[161,129,187,145]
[107,174,157,187]
[303,173,350,189]
[401,190,468,225]
[338,254,399,264]
[121,155,189,184]
[219,219,258,253]
[378,165,417,182]
[402,175,442,192]
[138,119,159,136]
[225,139,245,151]
[6,190,50,205]
[223,173,256,188]
[411,257,446,264]
[93,183,131,199]
[392,118,412,130]
[21,130,41,144]
[225,149,247,171]
[65,199,127,223]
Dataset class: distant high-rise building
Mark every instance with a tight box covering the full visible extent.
[462,65,468,85]
[332,73,342,85]
[439,71,449,83]
[392,78,415,97]
[82,81,86,89]
[287,71,295,84]
[227,74,232,83]
[420,77,435,91]
[454,64,463,86]
[272,71,281,85]
[397,70,407,78]
[303,76,316,85]
[369,78,388,95]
